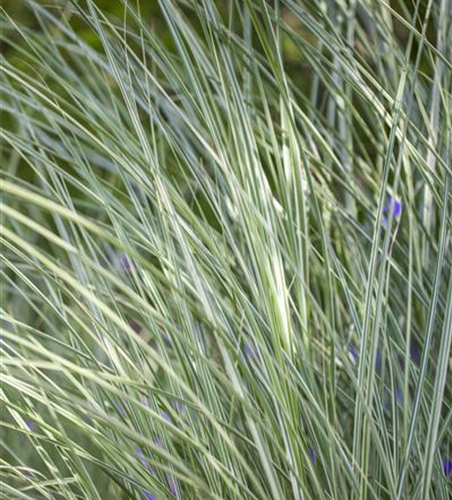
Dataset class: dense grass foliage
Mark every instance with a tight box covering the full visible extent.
[1,1,451,499]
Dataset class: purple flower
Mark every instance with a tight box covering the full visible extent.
[173,401,186,414]
[119,253,133,274]
[309,448,316,464]
[167,472,177,496]
[410,345,421,365]
[115,400,126,416]
[143,491,158,500]
[24,419,35,431]
[382,196,402,226]
[349,343,358,364]
[161,411,172,424]
[135,447,151,470]
[244,342,257,361]
[376,350,382,374]
[443,459,452,477]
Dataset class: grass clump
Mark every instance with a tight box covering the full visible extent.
[1,1,451,499]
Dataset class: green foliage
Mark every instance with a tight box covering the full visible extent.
[1,1,451,499]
